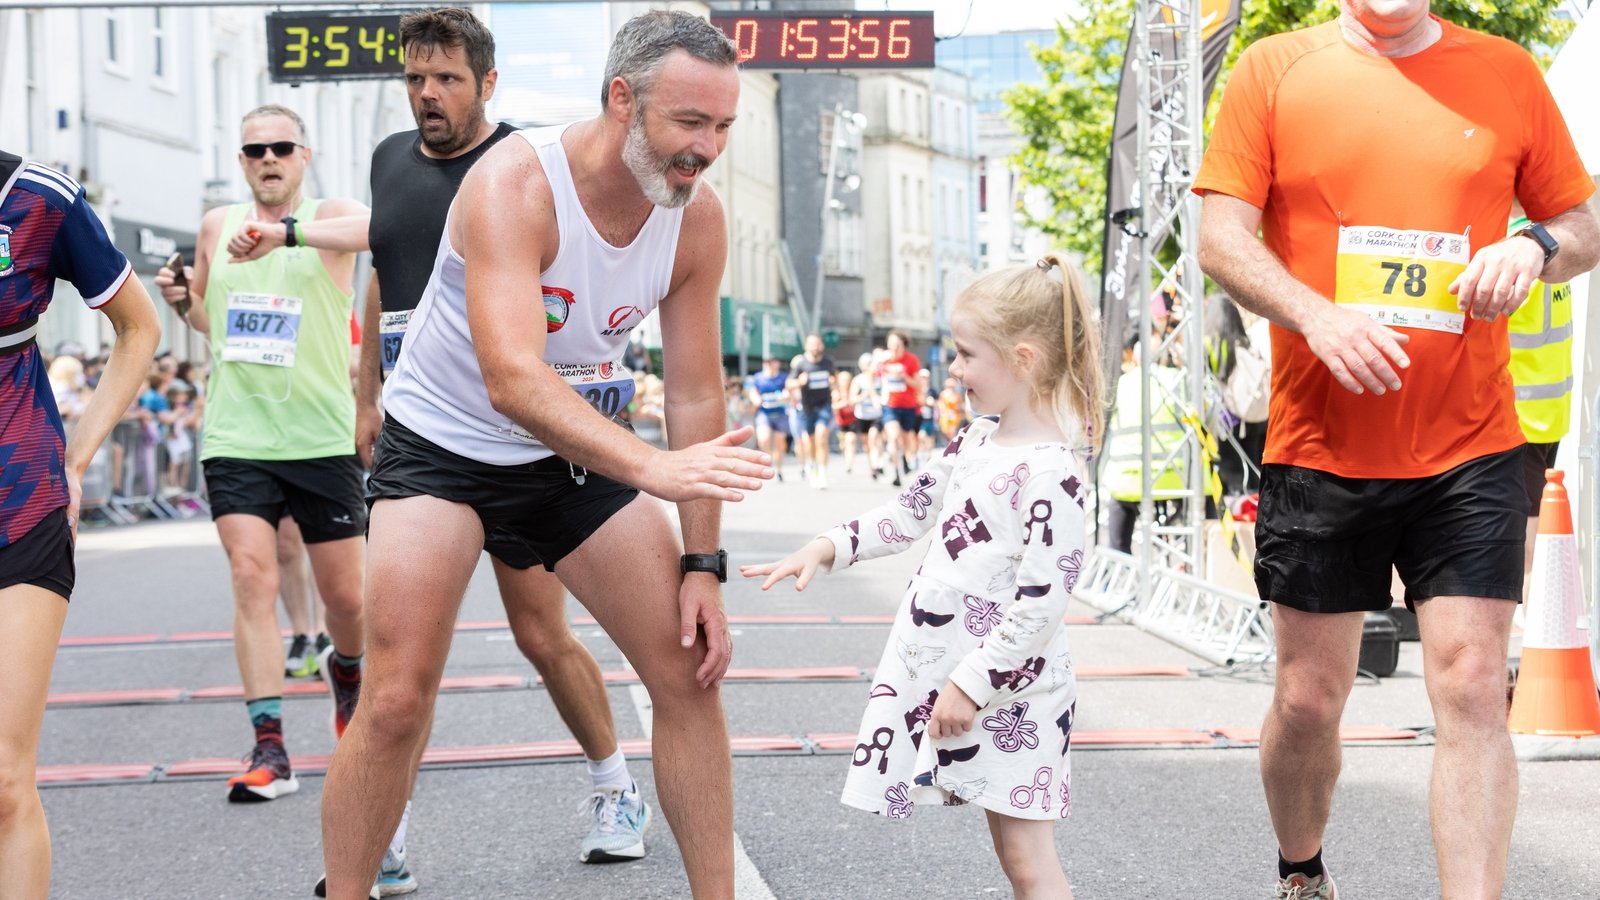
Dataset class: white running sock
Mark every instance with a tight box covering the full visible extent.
[389,800,411,856]
[586,749,633,792]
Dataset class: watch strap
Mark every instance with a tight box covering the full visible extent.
[281,216,299,248]
[681,550,728,582]
[1516,222,1557,265]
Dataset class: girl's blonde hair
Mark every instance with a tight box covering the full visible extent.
[953,254,1105,453]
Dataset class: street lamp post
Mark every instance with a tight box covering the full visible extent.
[810,104,865,338]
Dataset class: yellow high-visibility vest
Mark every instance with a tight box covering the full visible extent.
[1507,278,1572,444]
[1104,365,1187,503]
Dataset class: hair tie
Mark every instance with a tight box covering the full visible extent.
[1036,257,1053,270]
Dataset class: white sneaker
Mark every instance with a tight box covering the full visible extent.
[1274,869,1337,899]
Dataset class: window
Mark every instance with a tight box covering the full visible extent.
[152,8,175,88]
[978,156,988,213]
[900,173,910,221]
[25,12,44,155]
[915,178,925,232]
[824,210,863,278]
[104,10,130,76]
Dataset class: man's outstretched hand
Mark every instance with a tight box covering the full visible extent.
[639,426,773,502]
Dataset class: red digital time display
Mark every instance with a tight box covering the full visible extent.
[710,11,936,70]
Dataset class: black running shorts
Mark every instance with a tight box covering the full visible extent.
[0,507,75,600]
[1520,441,1561,517]
[366,415,639,571]
[203,455,367,543]
[1254,447,1526,612]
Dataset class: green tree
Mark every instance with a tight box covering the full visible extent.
[1004,1,1574,271]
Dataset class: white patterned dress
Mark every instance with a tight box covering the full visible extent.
[823,416,1086,821]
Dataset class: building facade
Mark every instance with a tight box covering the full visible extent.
[937,30,1057,273]
[0,5,413,363]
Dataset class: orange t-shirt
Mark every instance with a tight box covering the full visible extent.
[1193,18,1594,479]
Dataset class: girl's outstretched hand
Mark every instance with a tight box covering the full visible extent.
[740,537,836,591]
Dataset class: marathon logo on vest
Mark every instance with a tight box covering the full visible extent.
[602,304,645,336]
[543,286,575,333]
[0,225,13,278]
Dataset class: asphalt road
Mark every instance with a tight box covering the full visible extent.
[40,462,1600,899]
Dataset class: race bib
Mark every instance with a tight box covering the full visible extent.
[759,390,784,409]
[1334,226,1470,334]
[552,361,635,420]
[379,309,411,374]
[222,292,303,367]
[884,368,907,393]
[807,371,832,391]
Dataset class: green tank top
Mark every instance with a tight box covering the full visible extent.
[199,198,356,460]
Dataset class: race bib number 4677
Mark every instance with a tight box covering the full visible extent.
[222,292,303,367]
[1334,226,1470,334]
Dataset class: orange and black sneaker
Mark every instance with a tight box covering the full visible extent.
[226,740,298,803]
[318,644,361,740]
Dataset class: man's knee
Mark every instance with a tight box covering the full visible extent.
[1272,668,1351,729]
[360,679,435,742]
[1429,640,1510,724]
[0,748,37,821]
[512,617,583,671]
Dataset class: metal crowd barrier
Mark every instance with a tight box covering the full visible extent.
[76,416,209,527]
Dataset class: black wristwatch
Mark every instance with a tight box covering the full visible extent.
[1514,221,1558,266]
[281,216,299,247]
[681,550,728,583]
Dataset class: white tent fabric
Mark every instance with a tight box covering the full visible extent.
[1547,11,1600,176]
[1543,10,1599,673]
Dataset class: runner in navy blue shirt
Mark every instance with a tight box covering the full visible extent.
[0,151,159,897]
[747,355,791,482]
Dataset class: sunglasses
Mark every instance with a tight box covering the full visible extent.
[240,141,304,159]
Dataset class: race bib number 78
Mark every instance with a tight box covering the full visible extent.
[1334,226,1470,334]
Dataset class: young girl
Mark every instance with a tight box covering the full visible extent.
[743,255,1102,898]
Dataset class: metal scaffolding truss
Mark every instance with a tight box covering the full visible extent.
[1077,549,1275,668]
[1088,0,1276,669]
[1132,0,1207,581]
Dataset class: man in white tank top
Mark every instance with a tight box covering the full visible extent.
[320,13,768,899]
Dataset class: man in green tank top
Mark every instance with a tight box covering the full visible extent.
[155,104,373,805]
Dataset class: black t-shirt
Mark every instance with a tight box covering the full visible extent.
[369,122,517,313]
[790,356,838,410]
[369,122,516,375]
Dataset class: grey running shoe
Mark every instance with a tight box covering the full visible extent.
[578,786,651,863]
[376,846,417,897]
[377,802,418,896]
[1274,870,1337,899]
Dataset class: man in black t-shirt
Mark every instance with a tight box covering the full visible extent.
[341,10,644,895]
[787,333,839,488]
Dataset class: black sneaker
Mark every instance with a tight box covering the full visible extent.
[227,740,298,802]
[285,634,317,678]
[318,645,361,740]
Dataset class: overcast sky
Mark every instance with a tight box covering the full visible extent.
[854,0,1078,36]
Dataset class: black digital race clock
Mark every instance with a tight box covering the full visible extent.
[266,10,415,83]
[709,11,936,70]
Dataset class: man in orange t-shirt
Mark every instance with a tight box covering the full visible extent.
[1194,2,1599,898]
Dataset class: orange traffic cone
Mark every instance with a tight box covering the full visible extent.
[1508,470,1600,760]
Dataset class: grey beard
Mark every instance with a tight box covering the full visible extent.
[622,120,698,209]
